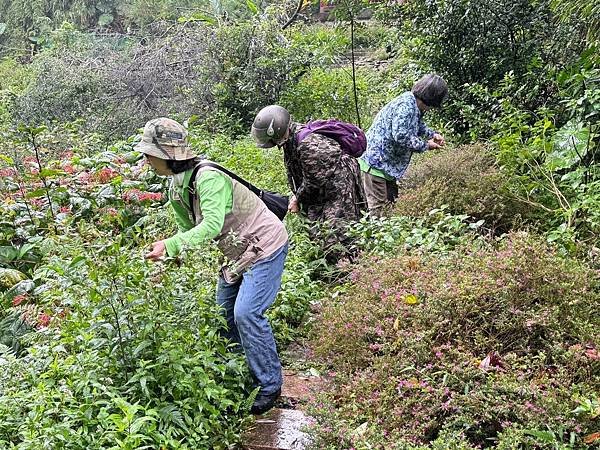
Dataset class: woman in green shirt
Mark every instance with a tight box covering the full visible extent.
[139,118,289,415]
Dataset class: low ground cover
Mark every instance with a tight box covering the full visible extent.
[309,232,600,449]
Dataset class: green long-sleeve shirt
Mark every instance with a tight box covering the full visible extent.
[164,169,233,256]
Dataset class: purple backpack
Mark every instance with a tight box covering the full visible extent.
[296,119,367,157]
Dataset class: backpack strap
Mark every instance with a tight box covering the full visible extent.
[187,161,263,223]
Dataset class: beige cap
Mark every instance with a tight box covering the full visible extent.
[135,118,196,160]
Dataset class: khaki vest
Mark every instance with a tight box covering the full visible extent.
[172,166,288,283]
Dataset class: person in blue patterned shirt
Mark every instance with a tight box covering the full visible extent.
[360,74,448,216]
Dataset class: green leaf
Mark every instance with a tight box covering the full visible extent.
[246,0,258,14]
[39,168,62,178]
[70,197,92,212]
[0,23,7,35]
[98,13,114,27]
[133,340,152,357]
[0,268,27,289]
[5,279,35,298]
[130,415,155,434]
[0,154,14,165]
[25,189,47,198]
[18,123,47,135]
[0,246,19,263]
[68,256,87,269]
[18,243,36,258]
[547,120,591,171]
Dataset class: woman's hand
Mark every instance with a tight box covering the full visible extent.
[288,195,299,214]
[432,132,445,146]
[145,240,166,261]
[427,139,442,150]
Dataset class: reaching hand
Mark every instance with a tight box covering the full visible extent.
[145,240,166,261]
[288,195,299,214]
[427,139,442,150]
[433,132,446,146]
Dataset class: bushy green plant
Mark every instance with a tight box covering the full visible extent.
[348,208,485,256]
[493,55,600,251]
[279,66,381,127]
[194,15,318,133]
[351,22,395,49]
[309,232,600,448]
[287,23,350,61]
[551,0,600,46]
[395,145,531,234]
[0,240,252,449]
[0,57,32,129]
[376,0,588,140]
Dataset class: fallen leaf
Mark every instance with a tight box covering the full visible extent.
[393,317,400,330]
[584,432,600,444]
[479,351,505,370]
[351,421,368,437]
[404,294,419,305]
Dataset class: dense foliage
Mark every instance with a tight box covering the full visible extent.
[0,122,323,447]
[0,0,268,54]
[378,0,589,138]
[0,0,599,448]
[395,145,530,234]
[310,233,600,448]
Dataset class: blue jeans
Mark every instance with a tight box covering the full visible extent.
[216,242,288,395]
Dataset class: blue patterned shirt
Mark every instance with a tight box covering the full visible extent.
[361,92,435,180]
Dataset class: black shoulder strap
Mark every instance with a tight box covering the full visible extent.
[187,161,263,223]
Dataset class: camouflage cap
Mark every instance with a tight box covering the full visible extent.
[135,118,196,161]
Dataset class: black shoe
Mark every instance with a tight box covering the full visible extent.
[250,388,281,415]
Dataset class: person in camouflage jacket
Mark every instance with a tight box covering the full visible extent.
[251,105,366,263]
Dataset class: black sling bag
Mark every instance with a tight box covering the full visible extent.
[188,162,289,222]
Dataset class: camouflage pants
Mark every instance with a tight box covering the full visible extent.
[306,203,359,264]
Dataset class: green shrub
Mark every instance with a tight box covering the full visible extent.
[0,57,32,128]
[287,23,350,61]
[492,55,600,251]
[395,145,531,234]
[309,232,600,448]
[351,22,395,49]
[0,239,252,449]
[194,16,320,134]
[348,210,485,256]
[397,0,583,98]
[280,66,381,127]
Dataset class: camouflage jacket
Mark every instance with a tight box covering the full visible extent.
[283,123,366,222]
